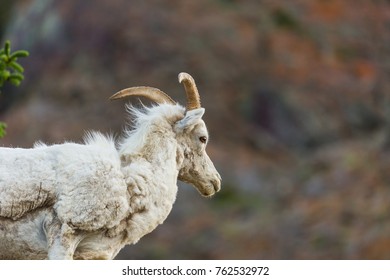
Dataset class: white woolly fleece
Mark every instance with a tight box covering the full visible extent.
[0,133,129,230]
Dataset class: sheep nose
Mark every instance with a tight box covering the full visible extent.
[212,177,221,193]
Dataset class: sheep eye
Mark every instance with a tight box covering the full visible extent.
[199,136,207,144]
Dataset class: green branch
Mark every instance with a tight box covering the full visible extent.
[0,40,29,138]
[0,40,29,87]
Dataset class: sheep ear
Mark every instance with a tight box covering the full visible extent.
[175,108,205,131]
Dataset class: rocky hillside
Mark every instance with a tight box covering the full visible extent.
[1,0,390,259]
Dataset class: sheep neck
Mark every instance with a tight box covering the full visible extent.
[119,125,179,245]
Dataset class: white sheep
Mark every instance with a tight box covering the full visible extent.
[0,72,221,259]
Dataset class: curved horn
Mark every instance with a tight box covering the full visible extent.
[178,72,201,110]
[109,86,176,105]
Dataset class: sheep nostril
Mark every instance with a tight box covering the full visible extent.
[212,179,221,192]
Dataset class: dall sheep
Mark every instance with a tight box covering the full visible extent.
[0,72,221,259]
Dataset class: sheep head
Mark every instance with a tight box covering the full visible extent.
[174,107,221,197]
[110,72,221,197]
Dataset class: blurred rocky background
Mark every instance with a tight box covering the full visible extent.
[1,0,390,259]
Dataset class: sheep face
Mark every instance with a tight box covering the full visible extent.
[175,108,221,197]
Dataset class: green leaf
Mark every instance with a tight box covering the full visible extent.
[4,40,11,56]
[10,50,30,60]
[9,72,24,85]
[9,72,23,79]
[0,122,7,138]
[9,61,24,73]
[0,69,11,80]
[0,62,6,71]
[10,78,21,86]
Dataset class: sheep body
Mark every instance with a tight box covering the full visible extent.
[0,105,186,259]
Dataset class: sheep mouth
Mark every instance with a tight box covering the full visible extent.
[198,180,221,197]
[200,191,215,198]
